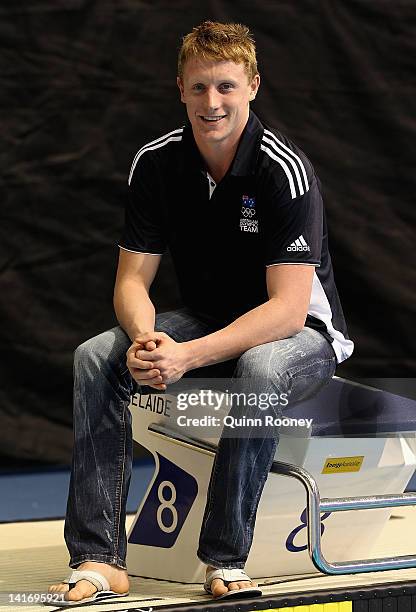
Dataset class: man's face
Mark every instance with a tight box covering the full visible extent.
[177,58,260,146]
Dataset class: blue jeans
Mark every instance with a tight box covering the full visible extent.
[64,308,336,570]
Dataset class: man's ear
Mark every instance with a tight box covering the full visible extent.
[249,73,260,101]
[177,76,186,103]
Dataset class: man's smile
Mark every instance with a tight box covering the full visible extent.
[198,114,227,123]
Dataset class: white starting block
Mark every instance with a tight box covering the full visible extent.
[126,377,416,582]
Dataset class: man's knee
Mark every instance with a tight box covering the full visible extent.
[74,335,103,367]
[74,327,129,369]
[234,346,262,378]
[233,347,290,407]
[234,344,287,380]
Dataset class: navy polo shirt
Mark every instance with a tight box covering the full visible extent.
[119,111,353,363]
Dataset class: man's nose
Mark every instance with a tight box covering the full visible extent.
[205,87,221,111]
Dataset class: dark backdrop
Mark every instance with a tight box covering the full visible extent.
[1,1,415,465]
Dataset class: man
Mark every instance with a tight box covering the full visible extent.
[48,21,353,605]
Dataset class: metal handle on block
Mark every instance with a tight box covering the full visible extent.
[270,460,416,575]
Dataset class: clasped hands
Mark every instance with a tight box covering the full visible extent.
[126,331,191,390]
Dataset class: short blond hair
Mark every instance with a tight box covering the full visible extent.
[178,21,258,81]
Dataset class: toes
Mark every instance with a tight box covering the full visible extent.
[48,584,69,594]
[64,580,97,602]
[237,580,254,589]
[227,581,240,591]
[210,578,228,596]
[209,578,256,597]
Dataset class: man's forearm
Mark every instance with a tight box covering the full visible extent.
[113,278,156,341]
[185,298,304,370]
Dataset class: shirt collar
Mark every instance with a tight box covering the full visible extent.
[182,110,264,177]
[229,110,264,176]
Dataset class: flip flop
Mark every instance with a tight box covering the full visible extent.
[204,567,262,600]
[45,569,129,607]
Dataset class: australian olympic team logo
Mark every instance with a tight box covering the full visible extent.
[241,195,256,216]
[242,195,255,207]
[240,195,258,233]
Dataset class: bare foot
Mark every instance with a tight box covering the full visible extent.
[206,565,256,598]
[48,561,129,602]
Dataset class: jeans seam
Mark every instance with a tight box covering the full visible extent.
[197,549,245,570]
[245,438,278,542]
[287,356,335,378]
[69,553,127,570]
[113,399,127,560]
[201,448,223,530]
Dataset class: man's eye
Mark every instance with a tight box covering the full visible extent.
[193,84,204,91]
[219,83,234,91]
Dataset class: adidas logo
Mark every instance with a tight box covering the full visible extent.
[287,235,310,252]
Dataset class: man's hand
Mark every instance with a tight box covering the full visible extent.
[126,337,166,390]
[127,331,191,387]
